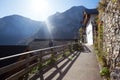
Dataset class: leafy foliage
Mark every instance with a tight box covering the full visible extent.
[79,27,83,42]
[98,0,108,12]
[100,67,110,77]
[94,3,111,79]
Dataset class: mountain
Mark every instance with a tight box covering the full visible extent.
[0,6,86,45]
[47,6,85,39]
[0,15,47,45]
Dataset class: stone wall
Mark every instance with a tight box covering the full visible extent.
[100,0,120,79]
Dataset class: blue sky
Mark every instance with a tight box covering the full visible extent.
[0,0,99,21]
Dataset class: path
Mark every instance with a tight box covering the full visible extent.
[62,44,102,80]
[37,44,102,80]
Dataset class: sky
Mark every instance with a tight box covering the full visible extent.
[0,0,99,21]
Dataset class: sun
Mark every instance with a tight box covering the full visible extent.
[30,0,50,20]
[31,0,49,13]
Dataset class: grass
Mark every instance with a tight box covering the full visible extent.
[100,67,109,76]
[29,48,74,77]
[63,50,70,57]
[94,47,110,79]
[68,55,74,60]
[57,54,63,60]
[100,67,110,80]
[93,14,110,79]
[29,58,53,75]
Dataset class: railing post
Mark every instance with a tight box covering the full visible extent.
[62,46,68,58]
[0,44,76,80]
[69,44,72,53]
[38,51,44,80]
[24,54,30,80]
[73,42,79,51]
[51,48,56,65]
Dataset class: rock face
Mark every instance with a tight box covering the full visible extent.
[48,6,85,39]
[101,0,120,79]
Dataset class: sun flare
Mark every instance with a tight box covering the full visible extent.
[30,0,50,20]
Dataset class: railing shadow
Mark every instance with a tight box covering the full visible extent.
[31,51,80,80]
[45,51,80,80]
[82,45,91,53]
[56,52,80,80]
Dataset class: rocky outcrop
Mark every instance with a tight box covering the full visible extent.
[100,0,120,79]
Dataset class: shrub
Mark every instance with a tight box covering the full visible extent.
[100,67,110,76]
[98,0,108,12]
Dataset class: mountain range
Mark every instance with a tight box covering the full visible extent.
[0,6,86,45]
[47,6,85,39]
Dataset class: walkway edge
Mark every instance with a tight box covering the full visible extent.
[93,48,106,80]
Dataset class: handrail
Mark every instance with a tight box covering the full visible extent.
[0,42,78,80]
[0,44,70,61]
